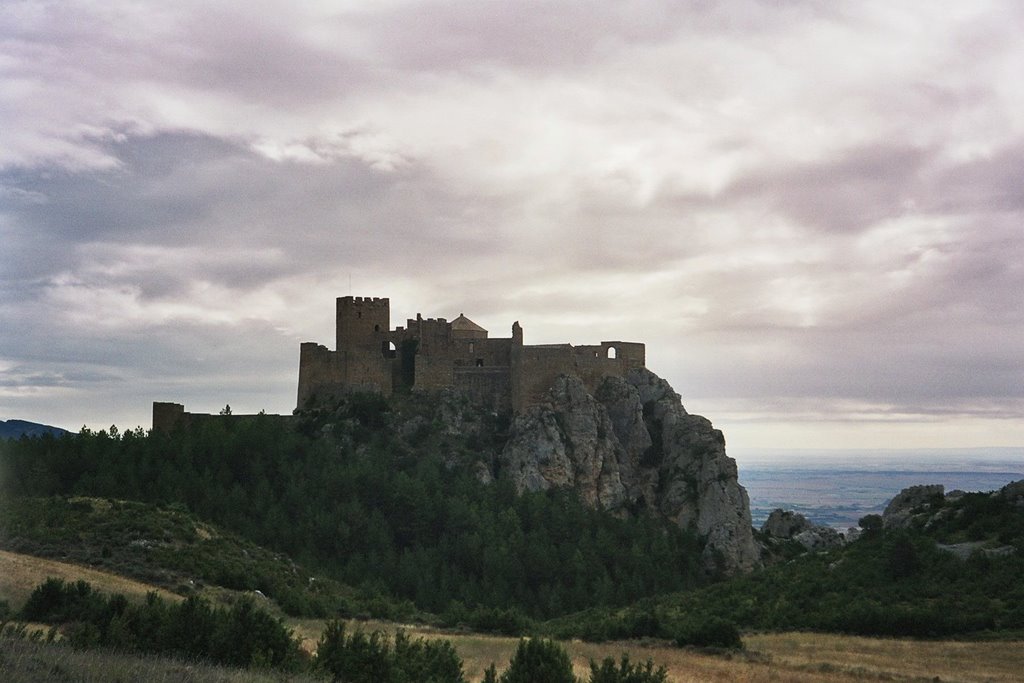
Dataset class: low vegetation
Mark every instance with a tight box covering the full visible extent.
[0,495,370,619]
[548,491,1024,642]
[3,579,672,682]
[16,578,305,670]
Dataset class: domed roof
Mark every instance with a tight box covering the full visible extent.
[451,313,488,338]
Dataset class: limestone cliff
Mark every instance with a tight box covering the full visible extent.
[499,368,760,574]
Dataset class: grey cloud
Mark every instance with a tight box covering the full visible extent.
[670,316,1024,406]
[173,11,371,105]
[1,130,512,296]
[722,144,931,233]
[2,1,1022,446]
[358,0,848,74]
[0,366,121,389]
[361,1,690,72]
[926,141,1024,214]
[0,311,299,425]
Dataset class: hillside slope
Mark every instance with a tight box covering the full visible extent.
[0,548,179,609]
[548,479,1024,641]
[0,496,360,618]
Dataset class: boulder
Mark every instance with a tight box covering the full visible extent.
[793,526,844,551]
[761,509,812,539]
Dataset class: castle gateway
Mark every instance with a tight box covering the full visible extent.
[297,296,646,412]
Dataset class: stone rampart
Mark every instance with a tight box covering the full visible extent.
[297,295,647,414]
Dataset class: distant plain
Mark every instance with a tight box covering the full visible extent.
[735,448,1024,528]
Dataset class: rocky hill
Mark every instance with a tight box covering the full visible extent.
[500,368,759,575]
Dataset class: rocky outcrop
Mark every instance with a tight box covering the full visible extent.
[500,368,760,575]
[1000,480,1024,507]
[793,526,845,551]
[762,508,845,551]
[761,509,812,539]
[883,484,945,530]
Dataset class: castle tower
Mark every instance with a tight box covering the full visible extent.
[336,296,390,352]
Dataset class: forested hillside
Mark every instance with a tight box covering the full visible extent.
[0,393,705,621]
[5,391,1023,647]
[549,485,1024,642]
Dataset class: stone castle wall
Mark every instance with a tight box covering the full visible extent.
[296,296,646,413]
[151,402,292,432]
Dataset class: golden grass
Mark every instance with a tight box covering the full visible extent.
[3,551,1022,682]
[286,618,1024,683]
[0,549,180,609]
[747,631,1024,682]
[0,638,322,683]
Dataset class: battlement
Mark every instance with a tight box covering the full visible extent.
[345,296,389,306]
[298,295,646,412]
[406,317,449,327]
[151,402,292,432]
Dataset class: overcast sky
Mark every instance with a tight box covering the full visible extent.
[2,1,1023,454]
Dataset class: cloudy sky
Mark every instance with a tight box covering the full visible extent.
[2,1,1023,454]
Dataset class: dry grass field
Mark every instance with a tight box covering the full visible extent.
[0,638,321,683]
[3,549,1023,682]
[0,549,180,608]
[289,618,1024,683]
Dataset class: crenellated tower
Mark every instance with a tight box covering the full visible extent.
[297,295,645,412]
[336,296,390,354]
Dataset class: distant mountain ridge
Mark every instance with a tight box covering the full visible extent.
[0,419,69,439]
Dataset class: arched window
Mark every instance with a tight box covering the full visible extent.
[374,324,381,332]
[607,346,617,359]
[382,341,397,358]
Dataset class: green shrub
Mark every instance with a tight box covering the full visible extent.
[18,579,303,670]
[674,617,742,650]
[589,654,667,683]
[858,514,883,536]
[315,621,465,683]
[461,605,532,636]
[499,638,576,683]
[392,630,465,683]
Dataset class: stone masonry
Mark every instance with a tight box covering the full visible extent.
[296,296,646,413]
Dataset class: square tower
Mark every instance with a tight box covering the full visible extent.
[336,296,390,352]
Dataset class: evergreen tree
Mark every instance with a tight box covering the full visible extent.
[499,638,576,683]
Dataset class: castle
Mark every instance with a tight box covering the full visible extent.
[153,295,647,430]
[297,296,646,412]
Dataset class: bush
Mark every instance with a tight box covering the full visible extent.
[393,630,465,683]
[315,621,466,683]
[674,617,742,650]
[499,638,576,683]
[589,654,667,683]
[858,514,883,536]
[18,579,303,670]
[316,622,392,683]
[462,605,532,636]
